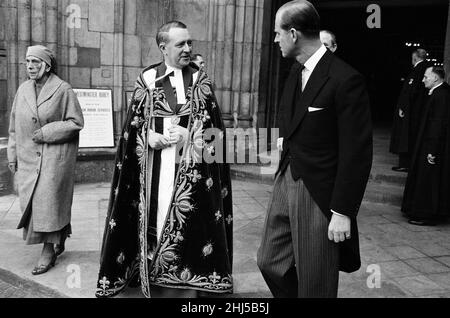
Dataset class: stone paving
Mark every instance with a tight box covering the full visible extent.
[1,128,450,298]
[2,178,450,298]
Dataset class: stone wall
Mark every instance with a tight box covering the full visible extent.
[0,0,266,185]
[0,0,265,142]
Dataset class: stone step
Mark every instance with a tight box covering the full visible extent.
[363,181,404,207]
[230,164,406,207]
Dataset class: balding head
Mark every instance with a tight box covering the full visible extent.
[412,48,427,66]
[320,30,337,52]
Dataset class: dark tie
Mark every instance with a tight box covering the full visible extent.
[291,64,305,118]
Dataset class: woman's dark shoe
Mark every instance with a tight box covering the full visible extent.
[31,254,56,275]
[55,243,65,257]
[55,237,66,256]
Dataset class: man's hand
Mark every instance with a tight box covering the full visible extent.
[328,213,351,243]
[277,138,284,152]
[8,162,17,174]
[427,154,436,165]
[168,125,189,145]
[399,109,405,118]
[148,131,171,150]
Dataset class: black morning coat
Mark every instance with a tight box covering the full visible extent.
[389,60,430,154]
[277,49,373,273]
[402,82,450,219]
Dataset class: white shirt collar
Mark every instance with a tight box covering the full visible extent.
[414,60,424,68]
[303,44,328,73]
[165,62,182,76]
[429,82,443,95]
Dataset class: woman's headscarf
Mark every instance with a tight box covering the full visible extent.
[26,45,54,67]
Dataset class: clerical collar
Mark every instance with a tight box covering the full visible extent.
[429,82,443,95]
[303,44,327,73]
[165,63,182,76]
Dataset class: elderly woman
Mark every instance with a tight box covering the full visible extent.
[7,45,84,275]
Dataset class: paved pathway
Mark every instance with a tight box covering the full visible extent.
[2,178,450,298]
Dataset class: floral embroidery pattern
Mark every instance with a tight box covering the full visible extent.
[215,210,222,222]
[109,219,116,230]
[95,260,139,297]
[117,252,125,265]
[206,178,213,190]
[202,242,213,257]
[221,187,229,199]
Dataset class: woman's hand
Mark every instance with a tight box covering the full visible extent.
[32,129,44,143]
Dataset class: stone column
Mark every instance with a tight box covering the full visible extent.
[222,1,236,123]
[113,0,125,140]
[57,0,73,81]
[17,0,31,84]
[31,0,46,45]
[46,0,59,56]
[4,0,19,110]
[205,0,265,128]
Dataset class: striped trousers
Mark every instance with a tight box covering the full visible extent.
[257,165,340,298]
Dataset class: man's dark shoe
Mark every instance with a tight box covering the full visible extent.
[408,219,436,226]
[392,166,408,172]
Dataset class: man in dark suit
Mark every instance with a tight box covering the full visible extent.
[257,0,372,298]
[390,49,430,172]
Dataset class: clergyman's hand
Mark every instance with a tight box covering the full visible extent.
[399,109,405,118]
[148,131,171,150]
[328,213,351,243]
[168,125,189,145]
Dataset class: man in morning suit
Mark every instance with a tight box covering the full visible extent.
[257,0,373,298]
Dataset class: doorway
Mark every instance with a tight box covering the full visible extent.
[259,0,449,128]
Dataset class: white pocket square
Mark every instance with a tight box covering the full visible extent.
[308,107,325,112]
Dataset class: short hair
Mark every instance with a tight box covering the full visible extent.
[321,30,337,46]
[430,66,446,80]
[156,21,187,46]
[191,53,203,60]
[278,0,321,38]
[413,48,428,60]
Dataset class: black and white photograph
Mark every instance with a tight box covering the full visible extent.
[0,0,450,305]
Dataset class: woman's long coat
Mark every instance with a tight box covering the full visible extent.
[8,73,84,232]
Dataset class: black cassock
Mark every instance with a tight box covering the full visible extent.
[95,62,233,297]
[402,82,450,220]
[390,61,430,155]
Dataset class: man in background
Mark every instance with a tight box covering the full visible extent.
[390,49,430,172]
[191,53,205,69]
[402,66,450,226]
[320,30,337,53]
